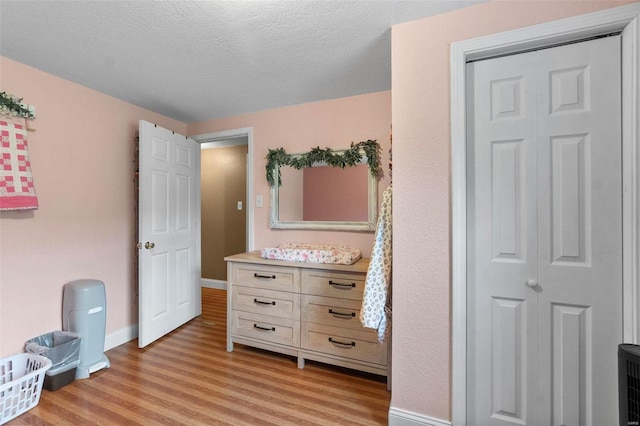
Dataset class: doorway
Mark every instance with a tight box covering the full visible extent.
[200,138,248,287]
[192,128,254,291]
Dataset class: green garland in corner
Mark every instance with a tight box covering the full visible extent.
[266,140,381,187]
[0,92,36,119]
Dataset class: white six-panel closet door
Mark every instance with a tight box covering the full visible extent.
[467,35,622,425]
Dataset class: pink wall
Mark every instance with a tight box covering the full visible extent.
[0,57,186,357]
[391,0,635,421]
[187,91,392,257]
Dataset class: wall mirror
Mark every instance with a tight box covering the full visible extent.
[267,141,380,231]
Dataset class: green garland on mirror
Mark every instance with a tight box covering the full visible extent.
[266,139,381,187]
[0,92,36,119]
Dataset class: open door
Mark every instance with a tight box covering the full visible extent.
[138,120,200,348]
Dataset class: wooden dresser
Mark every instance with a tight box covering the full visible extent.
[225,251,388,377]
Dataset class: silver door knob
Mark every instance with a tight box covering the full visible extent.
[145,242,155,249]
[525,279,538,288]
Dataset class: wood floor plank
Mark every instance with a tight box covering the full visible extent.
[8,288,390,425]
[103,354,316,426]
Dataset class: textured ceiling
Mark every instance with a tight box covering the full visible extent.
[0,0,483,123]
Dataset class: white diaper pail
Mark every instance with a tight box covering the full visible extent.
[62,279,110,379]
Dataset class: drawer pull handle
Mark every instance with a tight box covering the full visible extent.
[328,337,355,347]
[254,298,276,306]
[254,273,276,279]
[254,324,275,332]
[329,309,355,318]
[328,280,356,289]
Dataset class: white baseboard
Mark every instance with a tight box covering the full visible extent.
[201,278,227,290]
[104,324,138,351]
[389,407,451,426]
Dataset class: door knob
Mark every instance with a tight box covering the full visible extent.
[525,279,538,288]
[145,242,155,249]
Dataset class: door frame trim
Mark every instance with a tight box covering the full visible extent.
[450,4,640,424]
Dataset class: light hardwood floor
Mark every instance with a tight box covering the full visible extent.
[11,288,390,425]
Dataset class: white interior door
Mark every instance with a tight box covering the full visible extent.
[467,36,622,425]
[138,120,200,348]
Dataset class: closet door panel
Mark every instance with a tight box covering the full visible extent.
[536,35,622,425]
[466,49,539,426]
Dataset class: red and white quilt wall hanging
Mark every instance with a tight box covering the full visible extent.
[0,120,38,210]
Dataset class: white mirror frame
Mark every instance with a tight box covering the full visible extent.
[269,151,378,231]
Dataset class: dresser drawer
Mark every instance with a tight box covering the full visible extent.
[231,310,300,347]
[301,270,365,300]
[233,286,299,320]
[301,323,386,365]
[233,263,300,293]
[302,295,369,331]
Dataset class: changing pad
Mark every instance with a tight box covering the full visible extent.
[260,243,362,265]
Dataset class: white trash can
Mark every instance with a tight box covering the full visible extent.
[62,279,110,379]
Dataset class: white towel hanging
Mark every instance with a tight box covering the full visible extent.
[360,186,392,342]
